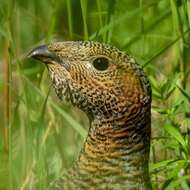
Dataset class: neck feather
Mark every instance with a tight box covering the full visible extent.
[69,109,152,189]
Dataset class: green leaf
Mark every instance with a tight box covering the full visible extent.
[177,85,190,102]
[150,159,175,172]
[164,124,187,153]
[24,76,87,138]
[164,175,190,190]
[50,102,87,138]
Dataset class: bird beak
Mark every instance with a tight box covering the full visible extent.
[28,45,53,62]
[28,44,70,71]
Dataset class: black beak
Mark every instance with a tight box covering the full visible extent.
[28,45,50,59]
[28,44,70,71]
[28,45,59,63]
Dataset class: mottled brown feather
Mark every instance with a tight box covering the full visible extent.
[29,41,152,190]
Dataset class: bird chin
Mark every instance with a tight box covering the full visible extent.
[48,64,81,108]
[47,64,72,101]
[59,83,79,107]
[63,84,77,106]
[53,77,72,101]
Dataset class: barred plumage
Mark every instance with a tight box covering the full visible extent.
[29,41,152,190]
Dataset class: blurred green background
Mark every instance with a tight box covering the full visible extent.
[0,0,190,189]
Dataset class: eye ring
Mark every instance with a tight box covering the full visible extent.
[92,57,110,71]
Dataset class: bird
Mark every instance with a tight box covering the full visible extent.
[28,41,152,190]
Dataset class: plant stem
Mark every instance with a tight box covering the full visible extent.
[3,41,10,153]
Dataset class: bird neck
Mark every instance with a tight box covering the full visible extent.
[73,109,152,189]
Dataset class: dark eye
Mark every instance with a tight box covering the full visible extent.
[92,57,109,71]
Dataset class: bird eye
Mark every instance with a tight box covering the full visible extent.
[92,57,109,71]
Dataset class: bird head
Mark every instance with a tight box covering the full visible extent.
[28,41,151,120]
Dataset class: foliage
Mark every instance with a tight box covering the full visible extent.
[0,0,190,189]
